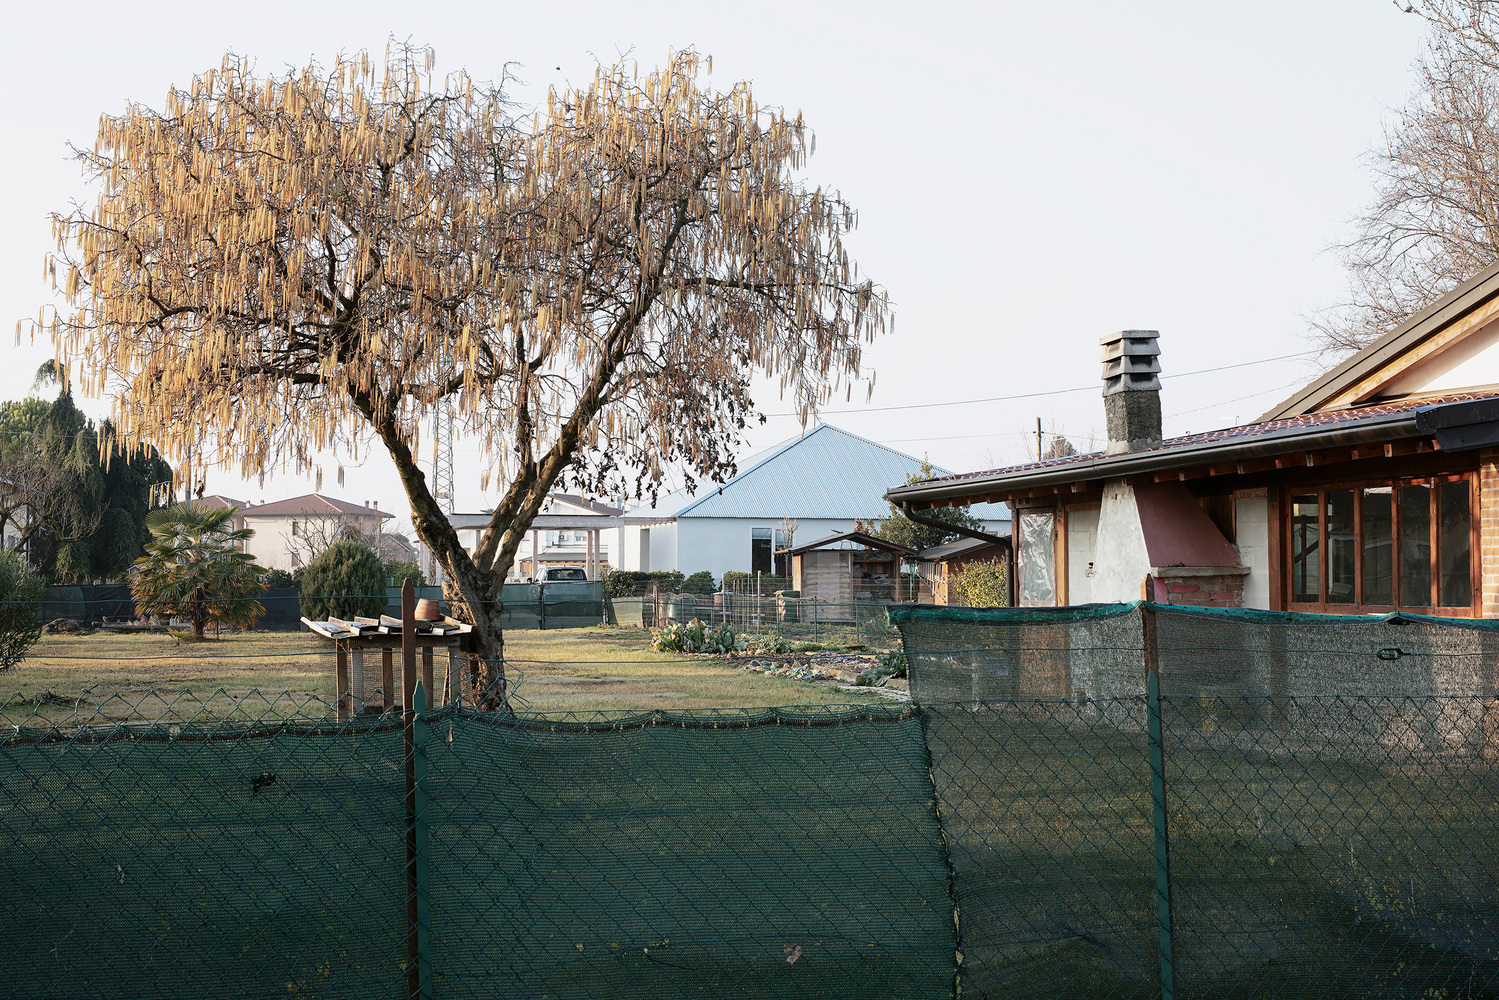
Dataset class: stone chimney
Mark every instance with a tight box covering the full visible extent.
[1100,329,1162,455]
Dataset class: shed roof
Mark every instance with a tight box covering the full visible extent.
[783,530,917,557]
[631,424,1012,521]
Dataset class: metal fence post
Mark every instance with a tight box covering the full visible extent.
[1143,603,1177,1000]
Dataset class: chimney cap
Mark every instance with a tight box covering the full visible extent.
[1098,329,1160,347]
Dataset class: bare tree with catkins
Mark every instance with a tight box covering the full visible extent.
[1315,1,1499,354]
[37,45,889,693]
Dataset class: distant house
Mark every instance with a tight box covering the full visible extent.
[238,494,394,572]
[889,264,1499,616]
[617,424,1010,581]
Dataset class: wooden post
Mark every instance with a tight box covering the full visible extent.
[336,639,351,720]
[382,647,395,713]
[401,575,423,999]
[401,581,419,716]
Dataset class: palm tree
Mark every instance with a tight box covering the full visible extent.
[130,503,264,639]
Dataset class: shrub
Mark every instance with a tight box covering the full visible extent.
[0,549,44,670]
[261,567,299,589]
[300,540,388,621]
[949,558,1009,607]
[384,560,426,587]
[650,617,746,654]
[680,570,717,595]
[603,570,686,597]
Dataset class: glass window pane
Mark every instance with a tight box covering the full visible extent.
[1439,480,1472,608]
[1400,484,1432,607]
[1361,487,1393,605]
[1327,490,1355,604]
[1290,494,1320,603]
[751,527,772,575]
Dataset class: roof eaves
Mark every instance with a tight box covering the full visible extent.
[887,409,1426,506]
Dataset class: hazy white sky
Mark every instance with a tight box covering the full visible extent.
[1,0,1434,534]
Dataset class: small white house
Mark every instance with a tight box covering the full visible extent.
[618,424,1010,581]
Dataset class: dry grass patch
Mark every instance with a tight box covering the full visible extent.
[4,626,885,721]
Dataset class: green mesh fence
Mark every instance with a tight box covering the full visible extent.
[893,601,1499,999]
[0,695,956,1000]
[7,602,1499,999]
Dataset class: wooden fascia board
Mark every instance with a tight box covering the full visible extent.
[1319,294,1499,410]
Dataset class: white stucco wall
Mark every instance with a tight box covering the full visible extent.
[1089,481,1153,603]
[1066,507,1100,606]
[1234,495,1271,609]
[1383,317,1499,397]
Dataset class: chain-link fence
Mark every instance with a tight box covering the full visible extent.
[6,601,1499,998]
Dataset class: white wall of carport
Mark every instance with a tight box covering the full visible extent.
[1066,507,1100,605]
[1234,495,1271,609]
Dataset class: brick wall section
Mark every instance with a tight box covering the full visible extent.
[1482,448,1499,619]
[1155,571,1246,609]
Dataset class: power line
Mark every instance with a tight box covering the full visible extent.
[761,349,1321,417]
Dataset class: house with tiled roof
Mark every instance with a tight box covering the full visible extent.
[621,424,1009,581]
[238,493,394,572]
[888,262,1499,616]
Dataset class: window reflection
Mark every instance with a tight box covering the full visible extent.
[1438,481,1471,607]
[1361,487,1392,605]
[1399,484,1432,607]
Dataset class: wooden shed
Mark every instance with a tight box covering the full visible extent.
[784,531,918,605]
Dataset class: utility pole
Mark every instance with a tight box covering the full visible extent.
[1036,417,1043,462]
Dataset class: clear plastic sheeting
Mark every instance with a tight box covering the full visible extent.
[1018,511,1056,606]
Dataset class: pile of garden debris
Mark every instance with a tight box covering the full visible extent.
[41,618,95,635]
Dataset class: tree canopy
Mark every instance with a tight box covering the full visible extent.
[1316,0,1499,352]
[0,383,170,583]
[872,462,984,552]
[43,45,888,675]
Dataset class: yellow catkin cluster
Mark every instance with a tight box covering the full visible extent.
[43,44,888,517]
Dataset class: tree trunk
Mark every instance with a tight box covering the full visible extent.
[441,566,507,710]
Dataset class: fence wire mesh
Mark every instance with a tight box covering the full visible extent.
[6,602,1499,998]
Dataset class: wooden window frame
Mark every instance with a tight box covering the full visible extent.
[1281,472,1478,616]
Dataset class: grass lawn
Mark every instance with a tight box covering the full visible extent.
[2,625,893,723]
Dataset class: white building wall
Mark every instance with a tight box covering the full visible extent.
[667,518,857,578]
[1234,495,1272,610]
[242,518,298,572]
[1066,507,1100,605]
